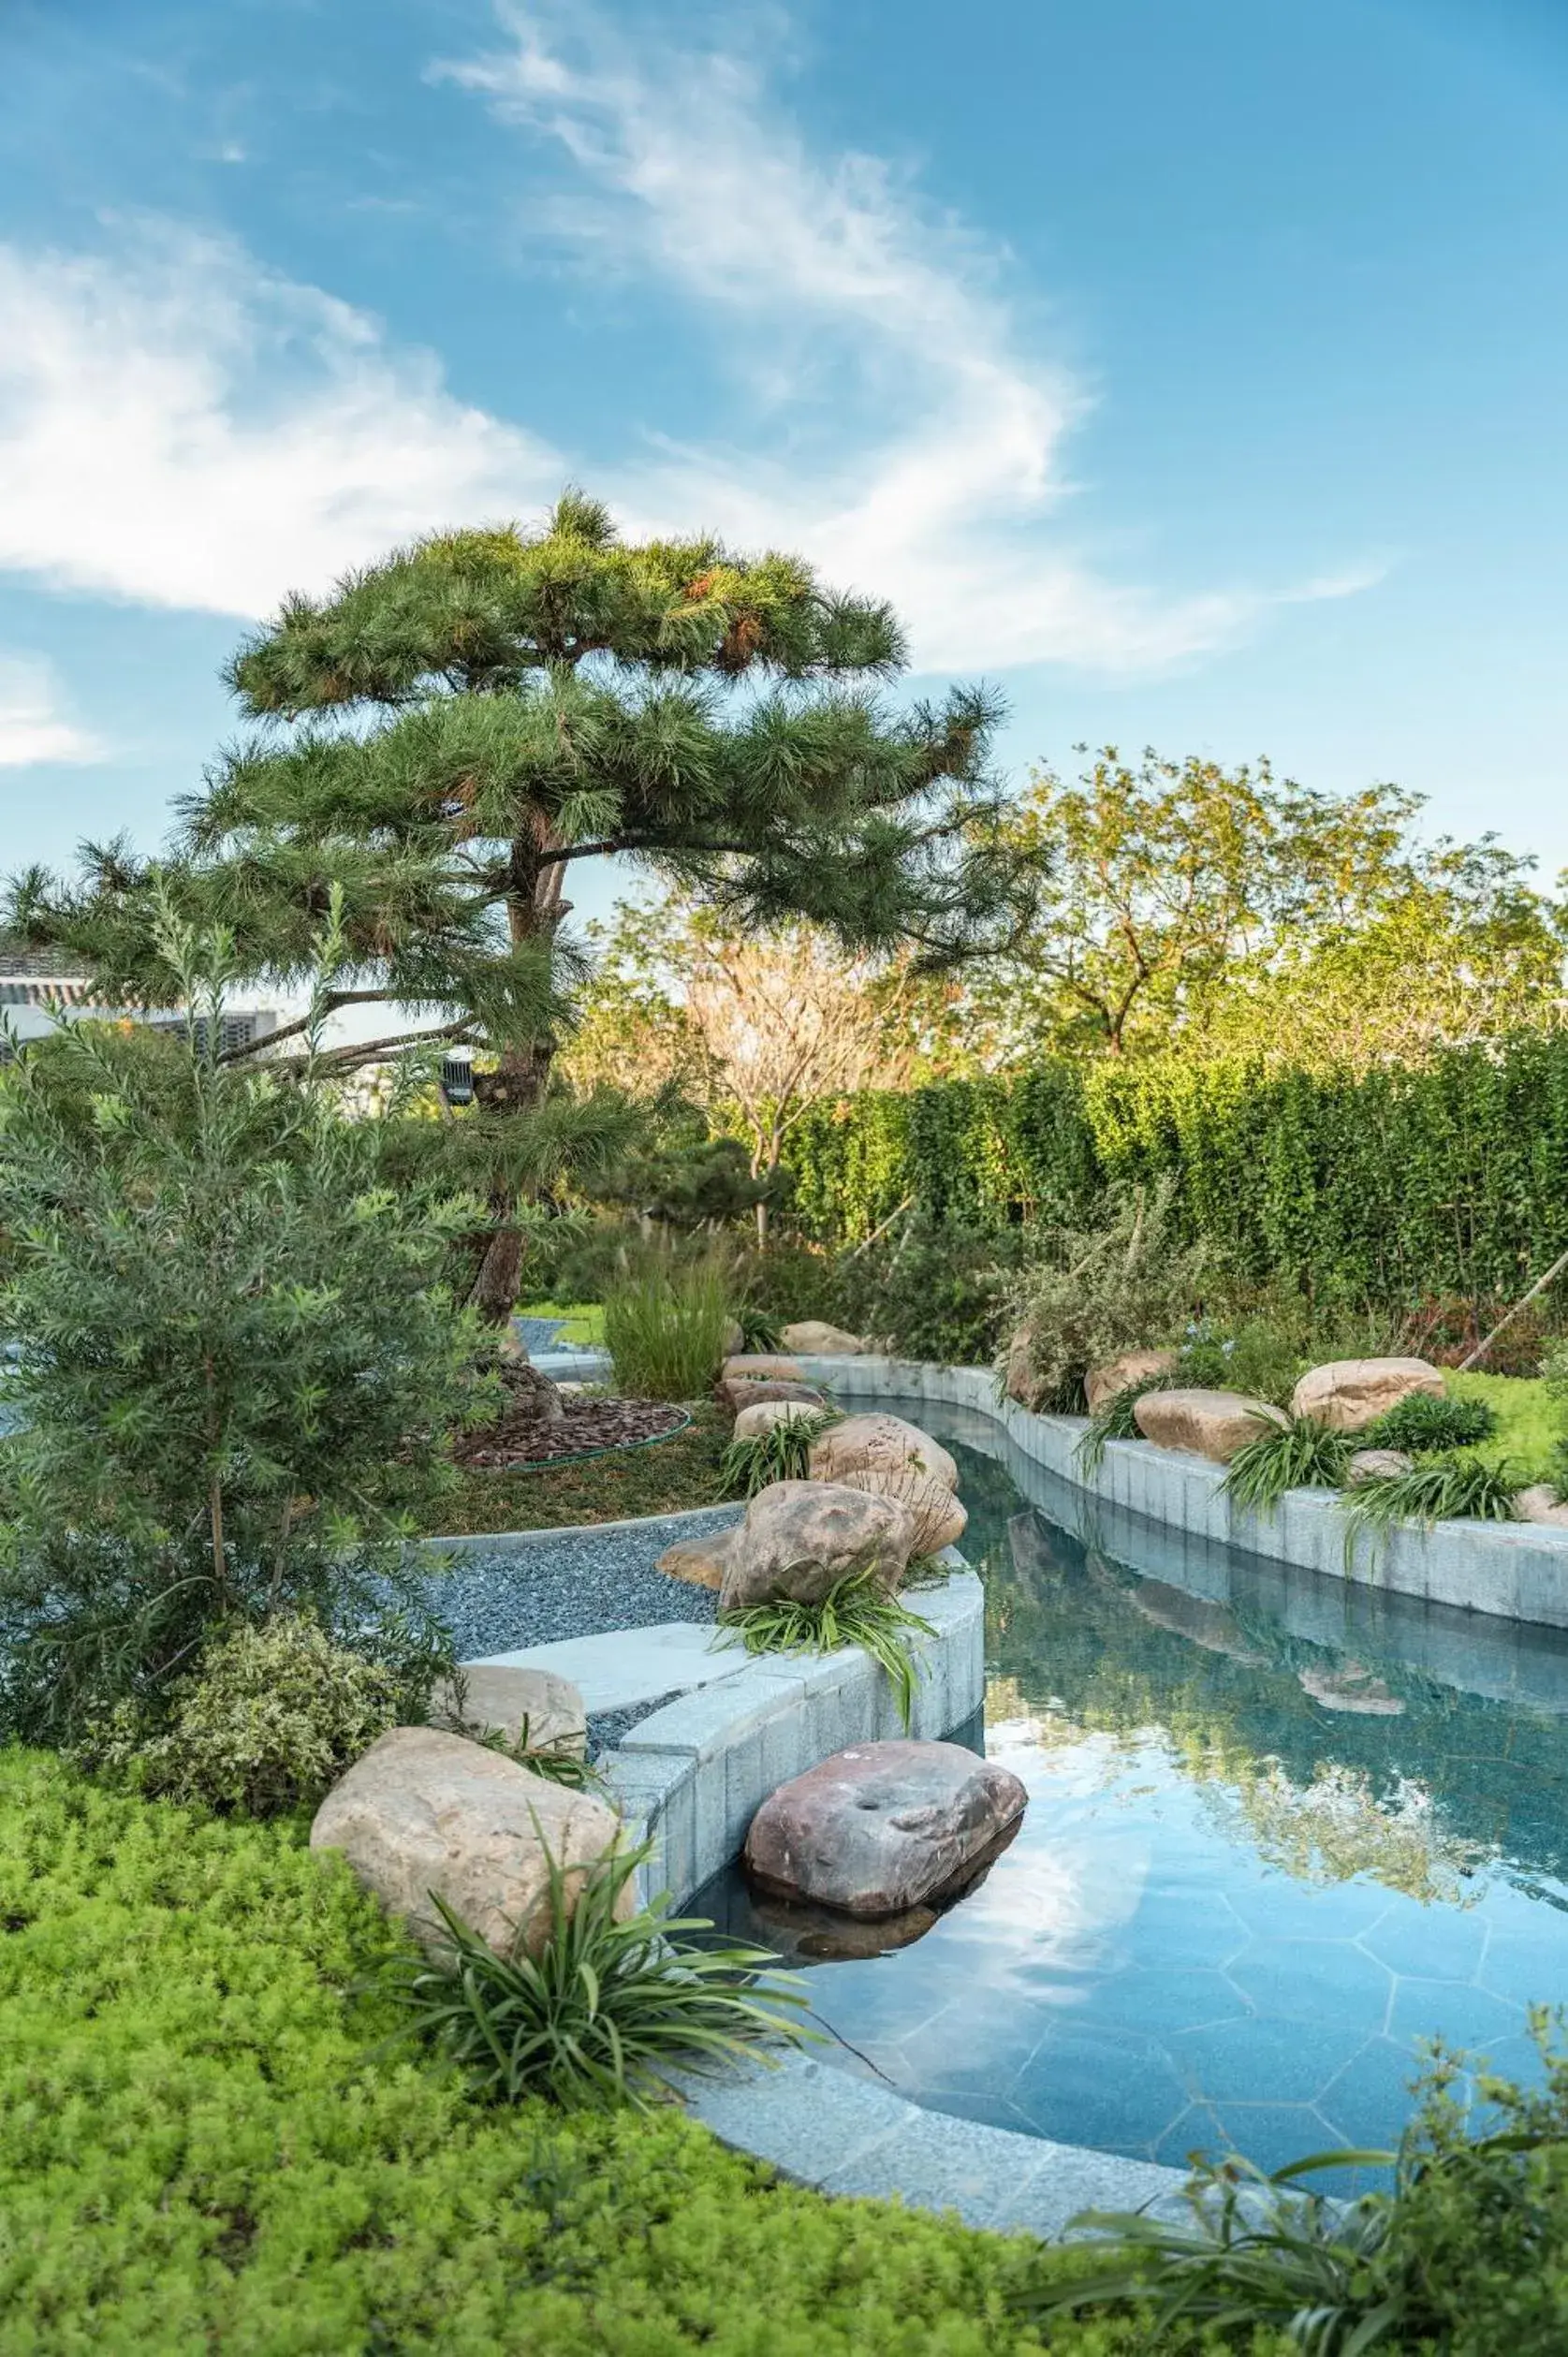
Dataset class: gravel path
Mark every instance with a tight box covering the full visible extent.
[414,1505,739,1661]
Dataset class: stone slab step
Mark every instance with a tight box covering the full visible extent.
[467,1620,742,1716]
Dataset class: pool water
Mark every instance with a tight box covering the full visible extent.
[696,1398,1568,2177]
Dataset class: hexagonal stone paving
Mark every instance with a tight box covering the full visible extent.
[1170,2013,1372,2106]
[1225,1937,1394,2028]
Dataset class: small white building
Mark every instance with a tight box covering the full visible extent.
[0,938,283,1055]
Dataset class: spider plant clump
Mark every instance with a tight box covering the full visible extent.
[715,1408,840,1500]
[383,1834,814,2110]
[716,1569,936,1732]
[1341,1451,1519,1571]
[734,1301,784,1354]
[1075,1378,1173,1478]
[1222,1413,1354,1514]
[1362,1390,1499,1455]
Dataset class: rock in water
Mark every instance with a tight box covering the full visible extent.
[432,1663,586,1757]
[717,1479,913,1611]
[835,1465,967,1555]
[1290,1357,1444,1433]
[809,1412,959,1493]
[1133,1387,1288,1463]
[744,1739,1028,1918]
[781,1321,867,1356]
[310,1726,624,1956]
[1297,1662,1404,1715]
[1084,1348,1180,1414]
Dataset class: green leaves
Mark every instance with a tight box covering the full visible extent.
[1222,1414,1355,1515]
[716,1568,937,1733]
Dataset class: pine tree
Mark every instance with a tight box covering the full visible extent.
[12,491,1035,1312]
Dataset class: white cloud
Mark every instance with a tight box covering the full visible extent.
[0,655,103,768]
[442,6,1374,675]
[0,224,564,618]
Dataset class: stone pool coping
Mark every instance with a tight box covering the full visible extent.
[799,1354,1568,1632]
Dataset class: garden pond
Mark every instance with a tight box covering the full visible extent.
[697,1397,1568,2178]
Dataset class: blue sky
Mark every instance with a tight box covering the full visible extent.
[3,0,1567,922]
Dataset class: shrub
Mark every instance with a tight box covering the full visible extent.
[716,1408,840,1500]
[0,902,489,1745]
[1022,2022,1568,2357]
[1176,1315,1305,1408]
[828,1212,1022,1367]
[386,1837,813,2110]
[1342,1451,1519,1569]
[3,1747,1100,2355]
[72,1612,438,1816]
[999,1179,1207,1411]
[1364,1390,1499,1455]
[602,1256,731,1398]
[717,1569,937,1732]
[1221,1413,1353,1514]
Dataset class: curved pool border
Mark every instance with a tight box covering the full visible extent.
[798,1354,1568,1632]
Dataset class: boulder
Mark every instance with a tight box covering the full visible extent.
[717,1479,914,1612]
[744,1738,1028,1918]
[310,1727,625,1957]
[732,1397,831,1440]
[836,1465,967,1556]
[1513,1484,1568,1527]
[655,1530,734,1589]
[1132,1386,1287,1463]
[781,1321,866,1356]
[722,1318,745,1356]
[715,1376,828,1418]
[1003,1325,1041,1408]
[722,1354,804,1383]
[1347,1448,1414,1486]
[432,1663,586,1758]
[808,1412,959,1494]
[1290,1356,1444,1433]
[1084,1348,1180,1415]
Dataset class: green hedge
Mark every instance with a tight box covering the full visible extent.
[0,1746,1196,2355]
[784,1032,1568,1305]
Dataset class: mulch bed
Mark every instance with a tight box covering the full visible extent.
[455,1380,689,1471]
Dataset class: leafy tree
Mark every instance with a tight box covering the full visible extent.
[0,897,490,1745]
[970,746,1565,1062]
[12,492,1035,1310]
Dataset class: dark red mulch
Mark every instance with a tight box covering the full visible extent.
[455,1384,688,1471]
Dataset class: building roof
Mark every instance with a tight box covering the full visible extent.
[0,935,97,981]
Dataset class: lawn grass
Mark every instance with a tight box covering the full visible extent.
[0,1746,1184,2356]
[519,1299,606,1346]
[1444,1370,1561,1484]
[426,1399,734,1533]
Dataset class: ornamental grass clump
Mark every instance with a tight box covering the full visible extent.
[603,1258,731,1400]
[716,1408,840,1499]
[717,1569,936,1732]
[1223,1413,1354,1515]
[384,1833,813,2111]
[1075,1377,1173,1478]
[1341,1452,1519,1572]
[1363,1391,1499,1455]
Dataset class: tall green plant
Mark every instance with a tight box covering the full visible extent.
[999,1178,1206,1411]
[602,1259,731,1399]
[0,892,491,1743]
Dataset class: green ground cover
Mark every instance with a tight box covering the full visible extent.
[0,1747,1204,2357]
[520,1300,606,1346]
[1444,1371,1560,1483]
[427,1400,733,1534]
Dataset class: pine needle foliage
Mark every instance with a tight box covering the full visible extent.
[717,1570,936,1732]
[383,1832,814,2111]
[1222,1414,1354,1514]
[716,1409,840,1499]
[0,894,491,1744]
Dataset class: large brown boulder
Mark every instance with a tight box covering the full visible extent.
[432,1663,586,1758]
[1290,1357,1444,1433]
[310,1727,624,1957]
[732,1397,831,1440]
[808,1412,959,1494]
[1003,1325,1041,1408]
[1514,1485,1568,1527]
[717,1479,914,1612]
[722,1354,804,1383]
[744,1739,1028,1918]
[781,1321,866,1356]
[1084,1349,1180,1415]
[836,1465,967,1556]
[715,1376,828,1417]
[1133,1387,1287,1463]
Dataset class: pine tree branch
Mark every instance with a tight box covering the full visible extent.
[217,989,393,1063]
